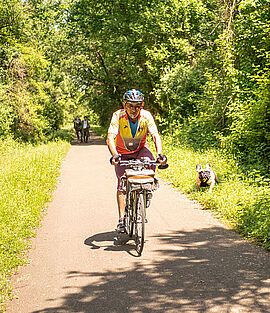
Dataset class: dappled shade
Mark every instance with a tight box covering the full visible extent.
[33,227,270,312]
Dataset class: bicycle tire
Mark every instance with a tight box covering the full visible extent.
[125,190,134,237]
[135,193,145,255]
[125,207,134,237]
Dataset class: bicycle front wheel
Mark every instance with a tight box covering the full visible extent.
[135,193,145,256]
[125,207,134,237]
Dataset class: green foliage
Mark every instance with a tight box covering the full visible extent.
[235,189,270,248]
[0,0,25,43]
[66,0,269,172]
[0,0,82,142]
[46,125,75,142]
[67,0,221,126]
[0,139,70,311]
[0,85,14,137]
[155,63,205,126]
[176,0,270,171]
[1,0,268,166]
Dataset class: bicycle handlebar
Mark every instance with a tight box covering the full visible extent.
[118,158,168,169]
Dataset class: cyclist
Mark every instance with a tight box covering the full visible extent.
[106,89,167,233]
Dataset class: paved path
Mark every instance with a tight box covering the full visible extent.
[7,132,270,313]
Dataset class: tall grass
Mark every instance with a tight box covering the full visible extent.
[0,138,70,311]
[155,136,270,249]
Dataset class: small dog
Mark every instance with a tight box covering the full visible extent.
[196,163,219,193]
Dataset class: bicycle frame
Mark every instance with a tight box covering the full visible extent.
[126,186,147,220]
[120,159,159,255]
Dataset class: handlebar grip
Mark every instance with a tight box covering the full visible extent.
[158,164,169,169]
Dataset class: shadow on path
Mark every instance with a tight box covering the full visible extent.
[33,226,270,313]
[84,231,136,254]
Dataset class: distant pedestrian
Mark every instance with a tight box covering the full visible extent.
[82,116,90,143]
[73,117,82,142]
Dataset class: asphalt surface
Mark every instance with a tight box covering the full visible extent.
[7,131,270,313]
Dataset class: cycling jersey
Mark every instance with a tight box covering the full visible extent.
[108,108,158,154]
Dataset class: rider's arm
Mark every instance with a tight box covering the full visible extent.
[151,132,163,155]
[146,111,162,154]
[152,132,167,165]
[107,110,120,156]
[106,133,118,156]
[145,111,166,165]
[107,133,121,165]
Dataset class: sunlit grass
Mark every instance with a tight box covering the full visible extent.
[0,138,70,311]
[154,136,270,249]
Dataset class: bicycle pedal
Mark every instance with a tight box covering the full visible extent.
[115,228,126,234]
[115,224,126,234]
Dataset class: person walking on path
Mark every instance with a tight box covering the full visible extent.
[106,89,167,232]
[73,117,82,142]
[82,116,90,143]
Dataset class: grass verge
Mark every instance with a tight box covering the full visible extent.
[0,138,70,312]
[157,136,270,249]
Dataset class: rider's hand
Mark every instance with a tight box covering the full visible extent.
[110,154,121,165]
[157,153,167,165]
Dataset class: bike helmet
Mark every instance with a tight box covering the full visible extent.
[123,89,144,103]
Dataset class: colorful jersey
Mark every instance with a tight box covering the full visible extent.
[108,109,158,154]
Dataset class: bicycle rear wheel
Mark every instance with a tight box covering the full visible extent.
[135,193,145,256]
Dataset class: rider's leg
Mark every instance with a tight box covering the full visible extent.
[136,146,156,172]
[136,146,155,218]
[115,155,130,232]
[115,166,127,222]
[116,190,126,232]
[136,145,155,161]
[117,190,126,220]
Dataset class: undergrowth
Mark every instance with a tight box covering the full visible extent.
[90,124,108,138]
[0,138,70,312]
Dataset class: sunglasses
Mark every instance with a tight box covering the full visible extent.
[125,102,142,110]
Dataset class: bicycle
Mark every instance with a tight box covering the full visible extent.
[119,158,168,256]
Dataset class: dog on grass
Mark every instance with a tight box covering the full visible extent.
[196,163,219,193]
